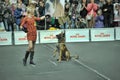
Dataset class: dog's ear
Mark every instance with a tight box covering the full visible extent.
[56,31,65,43]
[56,34,61,40]
[62,32,65,38]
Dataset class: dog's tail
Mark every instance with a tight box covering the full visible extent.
[71,55,79,59]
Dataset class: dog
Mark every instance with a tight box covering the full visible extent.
[53,31,79,62]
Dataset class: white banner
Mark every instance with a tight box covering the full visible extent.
[40,30,63,43]
[0,32,12,45]
[91,28,115,41]
[66,29,90,42]
[14,31,39,45]
[115,27,120,40]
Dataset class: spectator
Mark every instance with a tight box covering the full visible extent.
[53,0,64,17]
[58,12,71,29]
[77,0,88,28]
[69,1,78,28]
[86,0,98,28]
[80,0,88,19]
[45,0,57,29]
[53,0,65,29]
[94,9,104,28]
[36,1,45,30]
[76,0,81,18]
[38,1,45,17]
[0,2,5,31]
[3,0,15,31]
[65,2,70,14]
[102,0,114,27]
[76,16,87,28]
[58,2,71,29]
[14,3,24,31]
[113,2,120,27]
[22,0,29,6]
[97,0,106,9]
[17,0,26,12]
[45,0,55,17]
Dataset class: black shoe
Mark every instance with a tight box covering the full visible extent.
[23,58,27,66]
[30,61,36,65]
[23,51,30,66]
[30,51,35,65]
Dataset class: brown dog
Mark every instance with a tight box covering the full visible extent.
[53,31,79,62]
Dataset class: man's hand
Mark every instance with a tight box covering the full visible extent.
[20,26,23,29]
[40,16,45,20]
[104,9,107,11]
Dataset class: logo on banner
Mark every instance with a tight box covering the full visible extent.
[18,36,27,41]
[44,34,56,39]
[70,34,85,38]
[95,33,110,37]
[0,37,7,41]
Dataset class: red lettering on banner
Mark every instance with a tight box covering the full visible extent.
[44,35,56,39]
[95,33,110,37]
[18,36,27,40]
[70,36,77,38]
[70,34,85,38]
[0,38,7,41]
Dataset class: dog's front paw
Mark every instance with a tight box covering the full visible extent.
[75,55,79,59]
[58,59,61,62]
[66,59,69,61]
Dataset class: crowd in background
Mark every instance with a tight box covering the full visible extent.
[0,0,120,31]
